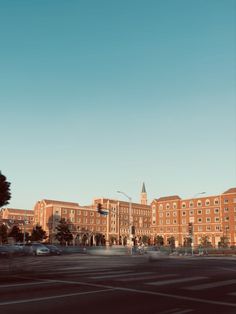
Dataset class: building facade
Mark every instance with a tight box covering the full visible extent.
[150,188,236,247]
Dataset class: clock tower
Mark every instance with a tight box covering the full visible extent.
[140,182,147,205]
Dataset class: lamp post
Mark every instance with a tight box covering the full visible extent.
[117,190,133,254]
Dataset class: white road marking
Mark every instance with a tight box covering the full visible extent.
[117,273,178,282]
[44,279,236,307]
[186,279,236,290]
[173,309,193,314]
[146,276,207,286]
[0,281,54,289]
[90,271,135,279]
[0,288,115,306]
[229,292,236,296]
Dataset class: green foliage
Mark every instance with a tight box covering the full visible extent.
[0,224,8,244]
[142,235,149,245]
[8,225,23,242]
[31,225,47,242]
[55,219,73,245]
[183,237,192,247]
[0,171,11,208]
[167,236,175,248]
[155,235,164,247]
[218,236,229,248]
[199,235,212,248]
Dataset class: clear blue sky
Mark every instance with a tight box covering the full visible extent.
[1,0,235,209]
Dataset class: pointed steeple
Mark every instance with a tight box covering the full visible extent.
[140,182,147,205]
[142,182,146,193]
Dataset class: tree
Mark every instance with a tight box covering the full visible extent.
[199,235,212,248]
[0,171,11,207]
[31,225,47,242]
[142,235,149,245]
[8,225,23,242]
[167,236,175,251]
[95,233,103,246]
[155,235,164,247]
[55,219,73,245]
[183,237,192,247]
[218,236,229,248]
[0,224,8,244]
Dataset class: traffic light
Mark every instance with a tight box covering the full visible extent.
[188,222,193,236]
[97,203,102,213]
[131,225,135,235]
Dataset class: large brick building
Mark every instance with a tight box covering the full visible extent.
[150,188,236,247]
[1,185,235,247]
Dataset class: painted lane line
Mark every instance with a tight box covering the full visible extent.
[0,288,115,306]
[90,271,135,279]
[117,273,178,282]
[185,279,236,290]
[173,309,193,314]
[0,281,54,289]
[228,292,236,296]
[45,279,236,308]
[146,276,207,286]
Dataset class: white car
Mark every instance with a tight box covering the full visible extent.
[26,243,50,256]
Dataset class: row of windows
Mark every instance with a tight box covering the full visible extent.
[154,198,231,210]
[159,217,225,224]
[158,225,222,232]
[159,208,222,217]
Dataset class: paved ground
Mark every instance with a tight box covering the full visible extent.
[0,254,236,314]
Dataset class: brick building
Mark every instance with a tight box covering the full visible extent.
[151,188,236,247]
[0,208,34,234]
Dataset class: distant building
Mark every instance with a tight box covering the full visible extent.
[0,208,34,234]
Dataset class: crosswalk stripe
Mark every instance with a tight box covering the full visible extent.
[185,279,236,290]
[146,277,207,286]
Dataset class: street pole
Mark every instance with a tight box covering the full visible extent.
[117,191,133,255]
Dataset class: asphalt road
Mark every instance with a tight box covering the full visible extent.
[0,254,236,314]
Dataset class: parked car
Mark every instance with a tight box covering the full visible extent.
[0,246,10,257]
[25,243,50,256]
[45,244,62,255]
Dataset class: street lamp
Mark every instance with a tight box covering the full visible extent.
[117,190,133,254]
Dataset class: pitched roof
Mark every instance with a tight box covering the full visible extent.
[223,188,236,194]
[43,199,79,207]
[155,195,181,202]
[3,208,34,215]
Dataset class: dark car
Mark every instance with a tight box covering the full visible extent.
[0,246,10,257]
[45,244,62,255]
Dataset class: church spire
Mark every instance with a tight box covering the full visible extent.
[140,182,147,205]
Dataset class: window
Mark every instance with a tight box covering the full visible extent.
[214,208,219,214]
[182,211,186,216]
[90,212,94,216]
[215,217,220,222]
[205,199,210,206]
[190,210,194,216]
[182,218,186,224]
[63,209,67,214]
[224,199,228,204]
[173,219,177,224]
[214,198,219,205]
[173,203,177,209]
[182,203,186,208]
[197,200,202,207]
[189,201,194,207]
[224,208,229,212]
[77,210,81,215]
[173,211,177,217]
[166,203,170,209]
[159,204,163,210]
[166,212,170,217]
[225,217,229,222]
[198,226,202,231]
[206,209,210,214]
[206,226,211,231]
[198,218,202,223]
[206,217,211,223]
[197,210,202,215]
[215,225,220,231]
[159,212,163,217]
[70,210,75,214]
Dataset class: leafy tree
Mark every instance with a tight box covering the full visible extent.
[218,236,229,248]
[167,236,175,251]
[199,235,212,248]
[0,224,8,244]
[8,225,23,242]
[142,235,149,245]
[0,171,11,207]
[95,233,103,246]
[155,235,164,247]
[55,219,73,245]
[183,237,192,247]
[31,225,47,242]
